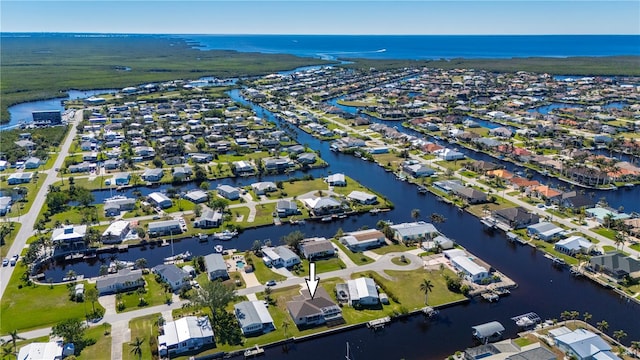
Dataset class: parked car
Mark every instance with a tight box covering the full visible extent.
[2,258,8,267]
[9,258,16,266]
[265,280,276,287]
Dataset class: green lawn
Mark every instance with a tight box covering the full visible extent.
[165,199,196,213]
[3,176,46,217]
[592,227,617,240]
[1,265,105,333]
[434,160,466,172]
[331,239,373,265]
[117,274,172,313]
[531,240,579,265]
[281,178,327,197]
[370,242,414,255]
[78,323,112,360]
[0,222,21,258]
[46,205,109,228]
[123,313,161,360]
[245,253,287,283]
[292,258,345,278]
[630,243,640,252]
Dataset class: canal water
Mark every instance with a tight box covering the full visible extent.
[11,84,639,358]
[39,89,640,359]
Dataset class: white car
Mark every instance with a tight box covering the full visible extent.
[265,280,276,287]
[2,258,8,267]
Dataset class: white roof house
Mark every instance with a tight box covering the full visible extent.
[347,191,378,204]
[389,221,439,243]
[148,192,173,208]
[184,190,209,204]
[158,316,214,357]
[326,173,346,186]
[262,246,301,268]
[434,148,465,161]
[450,255,490,283]
[339,229,386,252]
[554,236,594,256]
[17,341,64,360]
[52,225,87,244]
[527,222,565,241]
[554,328,620,360]
[234,301,275,335]
[346,277,379,306]
[102,220,130,243]
[251,181,277,195]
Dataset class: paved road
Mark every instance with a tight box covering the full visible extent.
[1,110,83,299]
[0,251,421,343]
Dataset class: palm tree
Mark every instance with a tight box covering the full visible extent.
[613,330,627,344]
[282,320,290,338]
[582,312,592,324]
[430,212,446,224]
[2,345,15,359]
[630,341,640,357]
[129,337,145,360]
[411,208,421,221]
[597,320,609,333]
[614,231,625,251]
[560,311,571,323]
[419,279,434,305]
[8,330,24,354]
[481,204,490,215]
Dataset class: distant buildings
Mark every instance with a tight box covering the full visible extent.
[32,110,62,125]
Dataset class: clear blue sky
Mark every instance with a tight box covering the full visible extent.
[2,1,639,35]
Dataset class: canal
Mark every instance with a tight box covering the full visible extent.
[20,85,640,359]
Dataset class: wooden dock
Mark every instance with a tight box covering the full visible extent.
[367,316,391,330]
[244,345,264,358]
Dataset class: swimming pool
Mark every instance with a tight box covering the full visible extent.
[236,260,246,269]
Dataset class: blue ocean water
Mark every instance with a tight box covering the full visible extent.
[183,35,640,60]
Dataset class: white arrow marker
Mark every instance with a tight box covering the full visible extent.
[305,262,320,299]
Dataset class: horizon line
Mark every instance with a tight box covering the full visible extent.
[2,32,639,36]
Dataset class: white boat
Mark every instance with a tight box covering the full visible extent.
[321,216,333,222]
[516,317,534,327]
[212,230,238,241]
[214,245,224,253]
[163,251,192,263]
[198,233,209,242]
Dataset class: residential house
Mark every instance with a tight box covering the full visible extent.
[7,172,33,185]
[184,190,209,204]
[453,187,488,204]
[466,160,500,173]
[113,172,131,186]
[17,342,64,360]
[216,184,240,200]
[450,255,490,283]
[347,191,378,205]
[297,152,317,164]
[148,220,182,237]
[586,207,631,224]
[68,162,95,173]
[0,197,12,216]
[301,196,344,216]
[104,159,121,170]
[529,185,562,202]
[553,328,620,360]
[489,127,514,138]
[233,160,256,175]
[52,225,87,246]
[102,220,130,243]
[194,207,223,229]
[251,182,277,195]
[286,287,343,328]
[402,163,435,178]
[152,264,190,292]
[276,199,299,217]
[434,148,465,161]
[590,252,640,280]
[141,168,164,182]
[263,157,294,173]
[0,160,8,171]
[389,221,440,243]
[262,246,301,268]
[234,301,275,335]
[325,173,346,186]
[189,153,213,163]
[299,237,335,260]
[24,157,41,169]
[492,207,540,229]
[340,277,379,306]
[148,192,173,209]
[104,197,136,217]
[554,236,594,256]
[526,222,564,241]
[339,229,386,252]
[158,316,214,357]
[172,166,193,181]
[96,268,145,295]
[204,253,229,280]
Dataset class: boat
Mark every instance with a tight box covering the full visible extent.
[418,186,429,194]
[481,292,500,302]
[244,345,264,358]
[338,214,347,219]
[512,312,541,328]
[212,230,238,241]
[552,257,567,267]
[369,208,381,215]
[624,183,634,188]
[214,245,224,253]
[198,233,209,242]
[321,216,333,222]
[163,251,192,263]
[345,342,352,360]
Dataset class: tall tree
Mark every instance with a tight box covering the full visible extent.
[419,279,434,305]
[613,330,627,344]
[597,320,609,333]
[51,318,87,348]
[85,287,99,315]
[191,281,236,323]
[582,312,592,324]
[7,330,24,354]
[281,230,305,250]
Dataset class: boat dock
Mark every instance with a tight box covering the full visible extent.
[511,312,541,328]
[244,345,264,358]
[367,316,391,330]
[481,292,500,302]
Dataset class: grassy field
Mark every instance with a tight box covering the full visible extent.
[1,36,332,122]
[78,323,112,360]
[0,264,105,333]
[122,313,161,360]
[281,178,327,197]
[117,274,171,313]
[245,253,287,283]
[2,176,46,217]
[331,239,374,265]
